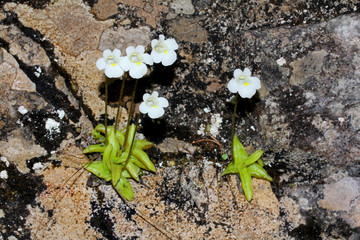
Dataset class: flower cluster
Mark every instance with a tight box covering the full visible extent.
[96,35,178,79]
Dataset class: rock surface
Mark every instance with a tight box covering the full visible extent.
[0,0,359,239]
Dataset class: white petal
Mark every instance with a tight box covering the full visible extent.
[151,39,159,49]
[139,102,149,114]
[243,68,251,77]
[103,49,112,58]
[120,58,132,71]
[142,93,151,101]
[238,86,256,98]
[159,35,165,41]
[148,107,165,119]
[161,50,176,66]
[166,39,178,50]
[143,53,153,65]
[96,58,106,70]
[250,77,261,89]
[152,91,159,98]
[105,65,124,78]
[135,45,145,53]
[227,79,240,93]
[158,97,169,108]
[151,51,162,63]
[113,49,121,57]
[129,64,147,79]
[233,69,242,78]
[126,46,135,56]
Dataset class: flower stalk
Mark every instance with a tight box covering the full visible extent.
[114,73,128,132]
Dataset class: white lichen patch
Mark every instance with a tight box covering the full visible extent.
[16,119,24,127]
[304,91,316,106]
[209,113,223,137]
[0,170,8,180]
[203,107,211,113]
[197,123,205,136]
[45,118,60,135]
[276,57,286,66]
[1,156,10,167]
[18,106,28,115]
[32,162,44,170]
[197,114,223,137]
[56,109,65,119]
[34,66,42,77]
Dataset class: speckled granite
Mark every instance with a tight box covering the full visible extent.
[0,0,359,239]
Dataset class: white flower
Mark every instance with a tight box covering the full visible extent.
[96,49,124,78]
[120,45,153,79]
[227,68,261,98]
[139,91,169,119]
[151,35,178,66]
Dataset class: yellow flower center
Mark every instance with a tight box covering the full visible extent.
[147,97,158,108]
[244,82,249,86]
[107,55,117,64]
[130,52,142,63]
[155,41,168,53]
[111,63,117,66]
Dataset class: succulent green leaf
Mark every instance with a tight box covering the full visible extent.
[239,166,253,201]
[247,163,273,182]
[84,161,111,181]
[92,130,105,142]
[114,176,134,201]
[245,150,264,167]
[94,124,106,133]
[221,162,238,176]
[232,135,248,166]
[114,152,128,164]
[132,148,156,172]
[82,144,105,154]
[121,169,132,179]
[125,161,140,181]
[257,159,264,167]
[115,130,125,146]
[129,156,148,170]
[134,140,154,150]
[103,144,113,172]
[125,124,136,150]
[111,162,122,186]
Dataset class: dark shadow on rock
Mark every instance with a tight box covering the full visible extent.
[140,117,168,144]
[99,64,176,108]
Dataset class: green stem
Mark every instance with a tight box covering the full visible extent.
[123,78,139,148]
[114,73,127,132]
[104,78,109,144]
[231,93,238,141]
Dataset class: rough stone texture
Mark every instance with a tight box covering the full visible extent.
[0,0,360,239]
[0,48,36,92]
[98,26,151,53]
[319,177,360,228]
[3,0,115,120]
[117,0,169,28]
